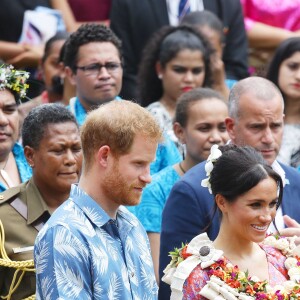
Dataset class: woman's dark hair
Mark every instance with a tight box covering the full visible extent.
[22,103,78,149]
[204,145,283,232]
[181,10,225,44]
[138,25,215,107]
[266,37,300,100]
[42,31,70,64]
[175,87,225,127]
[210,144,283,203]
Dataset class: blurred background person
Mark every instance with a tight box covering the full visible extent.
[0,0,78,98]
[110,0,248,100]
[64,24,123,126]
[18,32,76,125]
[266,37,300,168]
[0,64,32,191]
[0,103,82,300]
[181,10,236,91]
[133,87,229,282]
[241,0,300,75]
[138,25,220,153]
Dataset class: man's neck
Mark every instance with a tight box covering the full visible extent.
[78,177,118,219]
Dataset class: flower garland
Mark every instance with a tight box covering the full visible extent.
[162,233,300,300]
[201,144,222,194]
[0,64,30,99]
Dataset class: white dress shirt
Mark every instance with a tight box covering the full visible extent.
[166,0,204,25]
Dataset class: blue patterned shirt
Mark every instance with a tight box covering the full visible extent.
[0,143,32,192]
[34,184,158,300]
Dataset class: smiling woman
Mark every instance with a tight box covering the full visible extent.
[0,103,82,299]
[162,144,293,300]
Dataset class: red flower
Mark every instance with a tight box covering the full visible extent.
[181,245,192,259]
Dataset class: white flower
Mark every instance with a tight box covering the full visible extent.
[275,238,289,251]
[201,144,222,194]
[263,235,277,247]
[288,267,300,282]
[205,160,214,176]
[272,284,285,293]
[208,144,222,161]
[238,271,246,280]
[285,257,298,270]
[201,178,212,194]
[283,280,297,292]
[250,276,260,282]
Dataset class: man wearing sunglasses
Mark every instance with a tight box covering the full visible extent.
[64,23,123,126]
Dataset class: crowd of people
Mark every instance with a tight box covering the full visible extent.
[1,1,300,299]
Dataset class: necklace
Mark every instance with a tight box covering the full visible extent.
[179,162,186,174]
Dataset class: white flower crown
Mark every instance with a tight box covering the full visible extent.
[201,144,222,194]
[0,64,30,99]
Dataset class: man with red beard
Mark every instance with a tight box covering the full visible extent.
[34,100,162,299]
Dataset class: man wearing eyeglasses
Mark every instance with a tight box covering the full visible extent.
[64,24,123,126]
[63,23,182,176]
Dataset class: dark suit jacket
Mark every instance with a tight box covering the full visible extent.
[110,0,249,100]
[159,160,300,299]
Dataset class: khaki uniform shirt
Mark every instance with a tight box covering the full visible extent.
[0,179,50,300]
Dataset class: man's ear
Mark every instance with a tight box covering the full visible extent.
[225,117,236,141]
[215,194,228,213]
[24,146,35,168]
[65,66,77,86]
[96,145,111,168]
[173,122,186,144]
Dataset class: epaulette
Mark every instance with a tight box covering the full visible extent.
[0,186,22,205]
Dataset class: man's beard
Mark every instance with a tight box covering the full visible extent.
[102,163,144,207]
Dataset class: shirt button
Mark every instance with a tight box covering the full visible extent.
[131,272,135,278]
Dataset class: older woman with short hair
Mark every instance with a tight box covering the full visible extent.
[0,103,82,300]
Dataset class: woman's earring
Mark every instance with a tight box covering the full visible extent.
[158,74,163,79]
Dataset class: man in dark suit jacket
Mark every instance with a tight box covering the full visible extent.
[159,76,300,298]
[110,0,249,100]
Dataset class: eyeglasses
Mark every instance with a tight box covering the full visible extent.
[75,62,122,76]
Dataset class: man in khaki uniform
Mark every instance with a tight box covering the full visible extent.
[0,181,50,299]
[0,104,82,300]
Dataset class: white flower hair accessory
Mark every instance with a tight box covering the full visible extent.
[201,144,222,194]
[0,64,30,99]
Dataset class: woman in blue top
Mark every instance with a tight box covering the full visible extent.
[135,87,229,281]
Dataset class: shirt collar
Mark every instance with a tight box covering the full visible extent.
[272,160,286,187]
[25,178,51,225]
[70,184,138,229]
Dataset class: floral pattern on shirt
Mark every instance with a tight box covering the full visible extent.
[34,184,158,300]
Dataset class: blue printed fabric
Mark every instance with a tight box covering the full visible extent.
[34,184,158,300]
[68,97,121,127]
[150,135,182,175]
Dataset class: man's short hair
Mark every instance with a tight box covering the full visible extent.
[22,103,78,149]
[63,24,123,72]
[81,100,163,169]
[228,77,284,120]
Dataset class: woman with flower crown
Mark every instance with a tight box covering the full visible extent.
[163,144,300,299]
[0,64,32,191]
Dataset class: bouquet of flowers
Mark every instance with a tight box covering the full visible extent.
[163,233,300,300]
